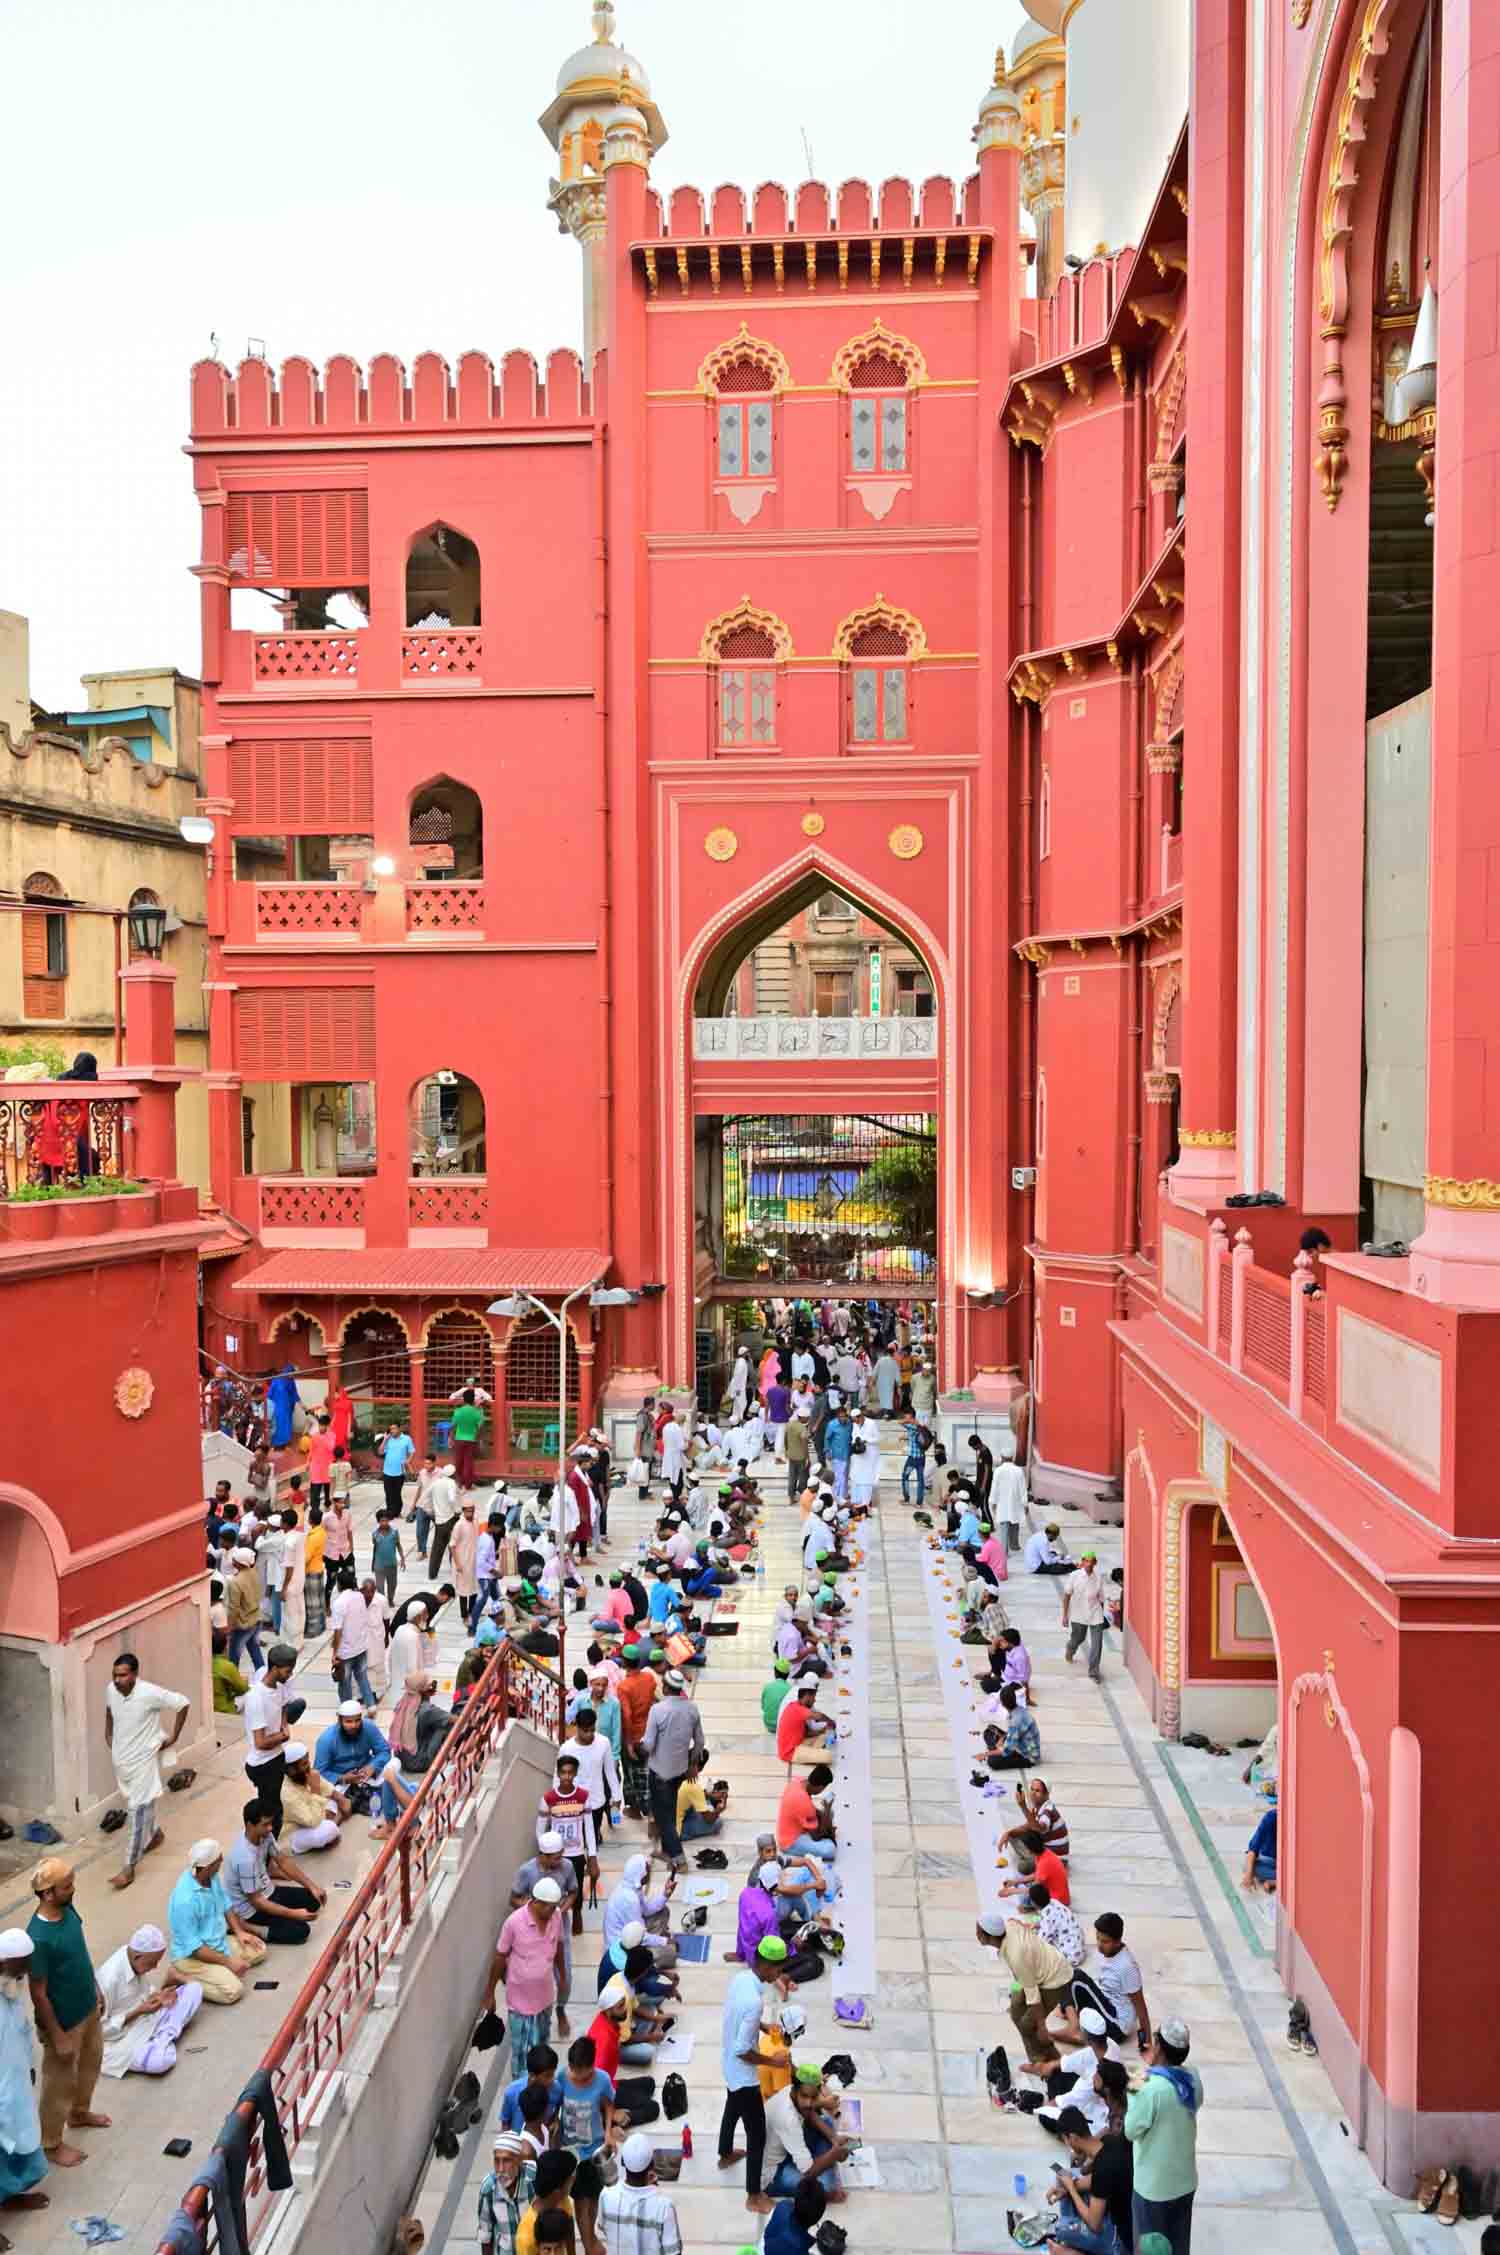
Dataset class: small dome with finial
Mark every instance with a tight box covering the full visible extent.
[541,0,666,156]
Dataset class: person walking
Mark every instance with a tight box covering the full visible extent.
[599,2131,683,2255]
[322,1492,356,1594]
[718,1935,792,2218]
[104,1652,189,1892]
[641,1672,704,1871]
[426,1462,463,1582]
[1062,1551,1110,1684]
[991,1450,1029,1553]
[306,1414,335,1512]
[380,1420,416,1520]
[371,1509,406,1609]
[26,1860,109,2170]
[783,1411,811,1506]
[900,1411,929,1506]
[225,1547,266,1674]
[488,1878,568,2067]
[329,1580,376,1711]
[278,1505,307,1643]
[1125,2019,1202,2255]
[659,1408,687,1504]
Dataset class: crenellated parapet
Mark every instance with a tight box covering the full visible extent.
[188,349,592,440]
[636,174,978,241]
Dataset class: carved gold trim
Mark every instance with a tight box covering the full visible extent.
[1292,0,1312,22]
[831,594,928,661]
[1424,1174,1500,1210]
[1146,742,1182,774]
[1144,1069,1177,1105]
[888,823,924,860]
[704,826,739,862]
[697,595,795,662]
[1180,1128,1237,1148]
[829,318,928,391]
[800,810,825,837]
[1153,650,1185,738]
[1316,0,1398,510]
[696,323,792,397]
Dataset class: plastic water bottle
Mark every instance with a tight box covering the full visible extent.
[1013,2172,1027,2201]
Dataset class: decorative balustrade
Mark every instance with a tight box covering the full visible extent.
[255,883,364,937]
[1161,827,1183,895]
[405,880,486,933]
[252,633,360,682]
[152,1645,562,2254]
[693,1014,938,1061]
[401,630,484,680]
[259,1178,367,1231]
[408,1176,489,1228]
[1195,1219,1327,1432]
[0,1085,129,1194]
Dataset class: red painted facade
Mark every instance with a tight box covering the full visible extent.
[179,0,1500,2181]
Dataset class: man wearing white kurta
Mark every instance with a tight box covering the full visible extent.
[991,1457,1030,1553]
[96,1925,201,2077]
[848,1411,881,1511]
[660,1409,688,1500]
[105,1655,189,1892]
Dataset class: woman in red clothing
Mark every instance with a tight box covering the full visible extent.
[329,1386,355,1451]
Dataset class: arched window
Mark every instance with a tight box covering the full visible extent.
[409,1070,486,1176]
[405,523,481,628]
[716,358,775,481]
[833,601,924,748]
[21,872,67,1018]
[848,348,910,474]
[408,776,483,878]
[701,601,792,752]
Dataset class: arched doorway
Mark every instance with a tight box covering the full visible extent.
[676,854,951,1397]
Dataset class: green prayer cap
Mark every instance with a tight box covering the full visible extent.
[774,1659,790,1676]
[756,1935,789,1962]
[650,1645,667,1664]
[793,2063,823,2086]
[822,1573,836,1587]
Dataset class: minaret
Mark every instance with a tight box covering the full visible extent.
[539,2,667,362]
[1007,8,1068,297]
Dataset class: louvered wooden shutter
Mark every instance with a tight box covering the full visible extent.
[234,989,375,1076]
[21,912,65,1020]
[226,491,370,584]
[227,739,373,830]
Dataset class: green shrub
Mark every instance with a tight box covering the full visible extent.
[8,1176,142,1203]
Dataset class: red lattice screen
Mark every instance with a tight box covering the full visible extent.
[848,352,907,389]
[260,1180,366,1230]
[719,626,777,659]
[506,1320,580,1407]
[717,359,775,394]
[234,989,375,1077]
[1216,1265,1232,1357]
[227,490,370,584]
[1242,1272,1291,1388]
[850,623,909,657]
[423,1313,496,1400]
[255,886,364,936]
[1304,1295,1327,1407]
[228,739,373,831]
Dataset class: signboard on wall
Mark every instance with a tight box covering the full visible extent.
[869,950,882,1016]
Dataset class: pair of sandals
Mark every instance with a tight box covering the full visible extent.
[1286,1998,1319,2057]
[1415,2167,1465,2226]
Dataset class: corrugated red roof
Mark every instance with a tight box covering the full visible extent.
[233,1248,611,1296]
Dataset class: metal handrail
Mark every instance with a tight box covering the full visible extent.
[154,1644,562,2252]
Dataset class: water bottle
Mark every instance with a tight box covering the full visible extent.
[1013,2172,1027,2201]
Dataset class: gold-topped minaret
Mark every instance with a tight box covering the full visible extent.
[540,3,667,359]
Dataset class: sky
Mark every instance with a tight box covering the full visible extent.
[0,0,1031,711]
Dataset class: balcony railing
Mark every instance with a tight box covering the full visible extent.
[401,629,484,681]
[408,1176,488,1229]
[255,882,365,938]
[1161,826,1183,895]
[259,1177,367,1233]
[693,1013,938,1061]
[152,1646,562,2255]
[252,633,361,683]
[0,1084,130,1194]
[405,880,486,934]
[1167,1214,1328,1435]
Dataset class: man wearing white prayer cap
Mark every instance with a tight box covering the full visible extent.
[599,2127,682,2252]
[0,1929,46,2209]
[486,1872,567,2066]
[280,1741,344,1853]
[95,1925,202,2079]
[166,1840,267,2005]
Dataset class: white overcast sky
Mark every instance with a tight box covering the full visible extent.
[1,0,1030,712]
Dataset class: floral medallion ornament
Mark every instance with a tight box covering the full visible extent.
[704,826,738,862]
[888,823,924,860]
[801,811,825,838]
[114,1366,154,1420]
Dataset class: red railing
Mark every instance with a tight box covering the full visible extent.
[1241,1267,1292,1402]
[408,1176,488,1228]
[252,633,361,682]
[401,629,484,681]
[255,883,364,937]
[0,1084,130,1193]
[1304,1291,1328,1408]
[259,1177,367,1232]
[405,880,486,933]
[154,1644,561,2253]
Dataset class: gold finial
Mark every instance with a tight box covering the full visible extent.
[592,1,615,44]
[993,43,1007,85]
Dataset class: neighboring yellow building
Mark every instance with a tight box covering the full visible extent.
[0,611,211,1192]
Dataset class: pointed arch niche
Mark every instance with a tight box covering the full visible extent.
[670,844,956,1386]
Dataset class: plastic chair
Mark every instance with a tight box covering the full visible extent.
[541,1420,561,1456]
[432,1418,454,1451]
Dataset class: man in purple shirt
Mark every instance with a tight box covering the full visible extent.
[765,1380,792,1457]
[731,1862,821,1982]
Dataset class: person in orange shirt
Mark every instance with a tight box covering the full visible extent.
[774,1682,838,1768]
[615,1647,658,1819]
[775,1764,836,1864]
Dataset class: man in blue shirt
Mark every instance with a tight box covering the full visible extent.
[498,2042,562,2134]
[167,1839,268,2003]
[900,1411,929,1505]
[719,1936,791,2213]
[1242,1800,1278,1892]
[764,2178,828,2255]
[314,1705,391,1812]
[381,1422,416,1519]
[989,1685,1042,1770]
[821,1410,852,1501]
[647,1567,678,1627]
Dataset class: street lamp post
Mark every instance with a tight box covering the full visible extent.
[488,1280,639,1736]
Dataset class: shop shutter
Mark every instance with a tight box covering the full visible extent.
[227,738,373,830]
[234,988,375,1077]
[226,490,369,584]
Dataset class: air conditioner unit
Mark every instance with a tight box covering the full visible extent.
[1011,1165,1037,1191]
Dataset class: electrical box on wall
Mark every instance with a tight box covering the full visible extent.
[1012,1165,1037,1190]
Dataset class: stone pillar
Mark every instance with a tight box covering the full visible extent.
[408,1348,428,1459]
[1172,0,1244,1196]
[1409,0,1500,1305]
[118,962,183,1184]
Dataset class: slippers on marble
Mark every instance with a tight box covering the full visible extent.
[1437,2172,1462,2225]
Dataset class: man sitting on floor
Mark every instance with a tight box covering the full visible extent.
[776,1680,838,1767]
[280,1741,346,1852]
[223,1801,327,1946]
[167,1840,267,2004]
[96,1925,201,2077]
